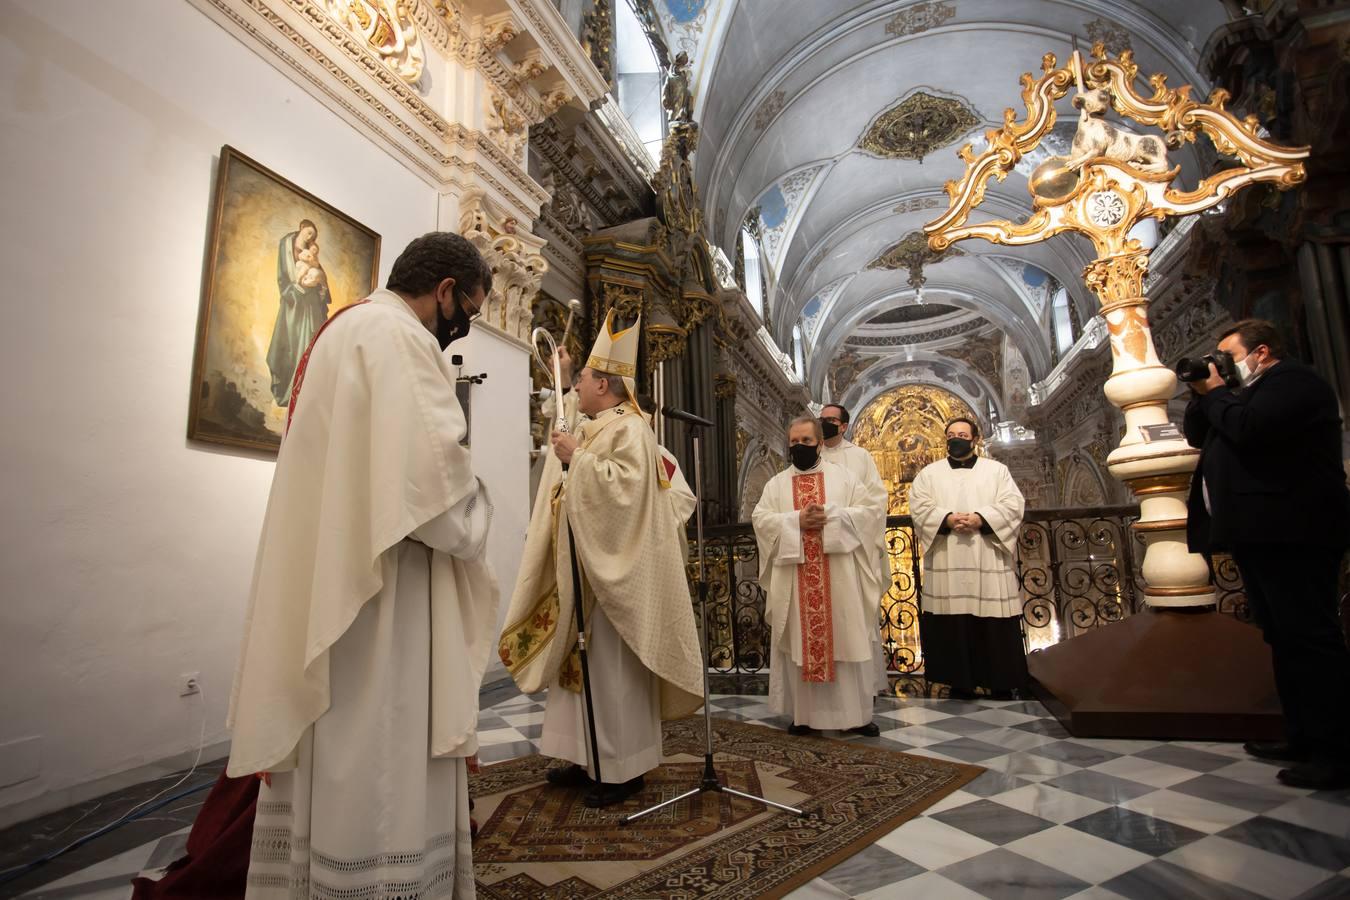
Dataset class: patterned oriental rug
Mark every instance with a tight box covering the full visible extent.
[469,717,983,899]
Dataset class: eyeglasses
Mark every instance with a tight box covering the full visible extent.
[460,290,483,322]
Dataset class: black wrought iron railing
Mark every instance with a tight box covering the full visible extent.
[691,506,1286,683]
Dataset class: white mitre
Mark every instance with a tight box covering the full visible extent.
[586,308,641,406]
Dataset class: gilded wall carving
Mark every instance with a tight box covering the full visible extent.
[859,91,980,161]
[461,189,548,343]
[938,330,1004,396]
[325,0,425,83]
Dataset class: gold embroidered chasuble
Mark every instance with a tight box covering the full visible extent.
[499,405,703,719]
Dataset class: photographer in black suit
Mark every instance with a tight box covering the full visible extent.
[1183,319,1350,789]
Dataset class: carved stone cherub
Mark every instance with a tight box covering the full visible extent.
[1064,87,1172,174]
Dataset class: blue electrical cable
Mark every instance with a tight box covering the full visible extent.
[0,778,214,888]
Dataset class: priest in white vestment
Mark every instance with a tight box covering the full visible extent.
[499,311,703,808]
[909,416,1028,700]
[227,233,500,899]
[819,402,892,606]
[752,416,887,736]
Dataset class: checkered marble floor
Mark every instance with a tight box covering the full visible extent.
[11,686,1350,899]
[482,688,1350,900]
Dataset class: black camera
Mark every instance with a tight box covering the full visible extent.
[1175,350,1241,388]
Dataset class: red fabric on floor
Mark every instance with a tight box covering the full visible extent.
[130,771,258,900]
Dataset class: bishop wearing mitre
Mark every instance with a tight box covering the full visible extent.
[498,311,704,808]
[752,416,887,736]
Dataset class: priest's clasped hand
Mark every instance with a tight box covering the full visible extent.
[947,512,985,534]
[799,503,827,531]
[551,429,578,464]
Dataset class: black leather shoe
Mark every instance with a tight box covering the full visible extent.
[787,723,815,736]
[948,688,979,700]
[583,775,645,808]
[1244,740,1307,762]
[545,764,593,787]
[848,722,880,737]
[990,690,1015,701]
[1277,760,1350,790]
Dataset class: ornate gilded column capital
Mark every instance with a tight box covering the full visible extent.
[460,188,548,345]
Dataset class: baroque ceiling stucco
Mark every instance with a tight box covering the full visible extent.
[657,0,1230,414]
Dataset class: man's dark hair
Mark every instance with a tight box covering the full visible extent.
[822,403,850,424]
[945,416,981,438]
[1219,318,1286,358]
[635,392,657,415]
[386,232,493,298]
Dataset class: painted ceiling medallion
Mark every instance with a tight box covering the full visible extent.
[327,0,425,84]
[860,91,980,161]
[866,231,963,289]
[1084,17,1132,58]
[885,1,956,38]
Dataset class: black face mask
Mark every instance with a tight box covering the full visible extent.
[789,443,820,471]
[947,437,974,458]
[820,419,840,440]
[436,292,473,350]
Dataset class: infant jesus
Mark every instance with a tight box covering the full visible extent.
[295,241,327,289]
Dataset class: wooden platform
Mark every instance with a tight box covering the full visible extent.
[1027,608,1285,740]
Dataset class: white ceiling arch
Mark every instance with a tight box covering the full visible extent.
[807,279,1054,394]
[652,0,1233,411]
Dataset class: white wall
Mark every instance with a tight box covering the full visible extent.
[0,0,528,824]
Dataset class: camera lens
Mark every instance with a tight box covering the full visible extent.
[1175,357,1210,382]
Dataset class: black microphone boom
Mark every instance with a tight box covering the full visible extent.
[662,406,715,428]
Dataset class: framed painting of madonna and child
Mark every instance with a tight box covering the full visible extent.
[187,145,380,453]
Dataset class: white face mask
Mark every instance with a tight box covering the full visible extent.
[1239,353,1262,386]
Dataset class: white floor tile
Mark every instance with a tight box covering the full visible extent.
[882,707,957,726]
[982,751,1081,781]
[1162,835,1335,899]
[881,724,964,747]
[961,707,1041,727]
[859,871,989,899]
[976,726,1063,753]
[1121,788,1258,833]
[1065,887,1132,900]
[1265,796,1350,839]
[1073,738,1164,755]
[1089,755,1201,789]
[1006,824,1153,884]
[782,876,853,899]
[923,788,980,815]
[1208,759,1317,795]
[875,816,998,870]
[475,727,526,746]
[992,783,1110,824]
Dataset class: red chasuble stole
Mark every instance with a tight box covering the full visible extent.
[791,471,835,683]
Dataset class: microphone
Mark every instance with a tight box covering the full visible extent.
[662,406,714,428]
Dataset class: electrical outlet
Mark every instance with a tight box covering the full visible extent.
[179,672,201,697]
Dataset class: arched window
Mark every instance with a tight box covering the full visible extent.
[614,1,665,163]
[742,228,764,317]
[792,324,805,380]
[1051,285,1075,359]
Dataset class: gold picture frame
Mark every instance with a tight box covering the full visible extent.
[187,146,381,453]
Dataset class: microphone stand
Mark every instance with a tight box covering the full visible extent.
[622,415,804,824]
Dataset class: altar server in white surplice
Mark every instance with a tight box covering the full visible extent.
[909,416,1028,700]
[227,233,500,900]
[498,311,703,809]
[752,416,887,737]
[819,402,893,595]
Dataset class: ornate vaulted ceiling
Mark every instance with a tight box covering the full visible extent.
[651,0,1230,419]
